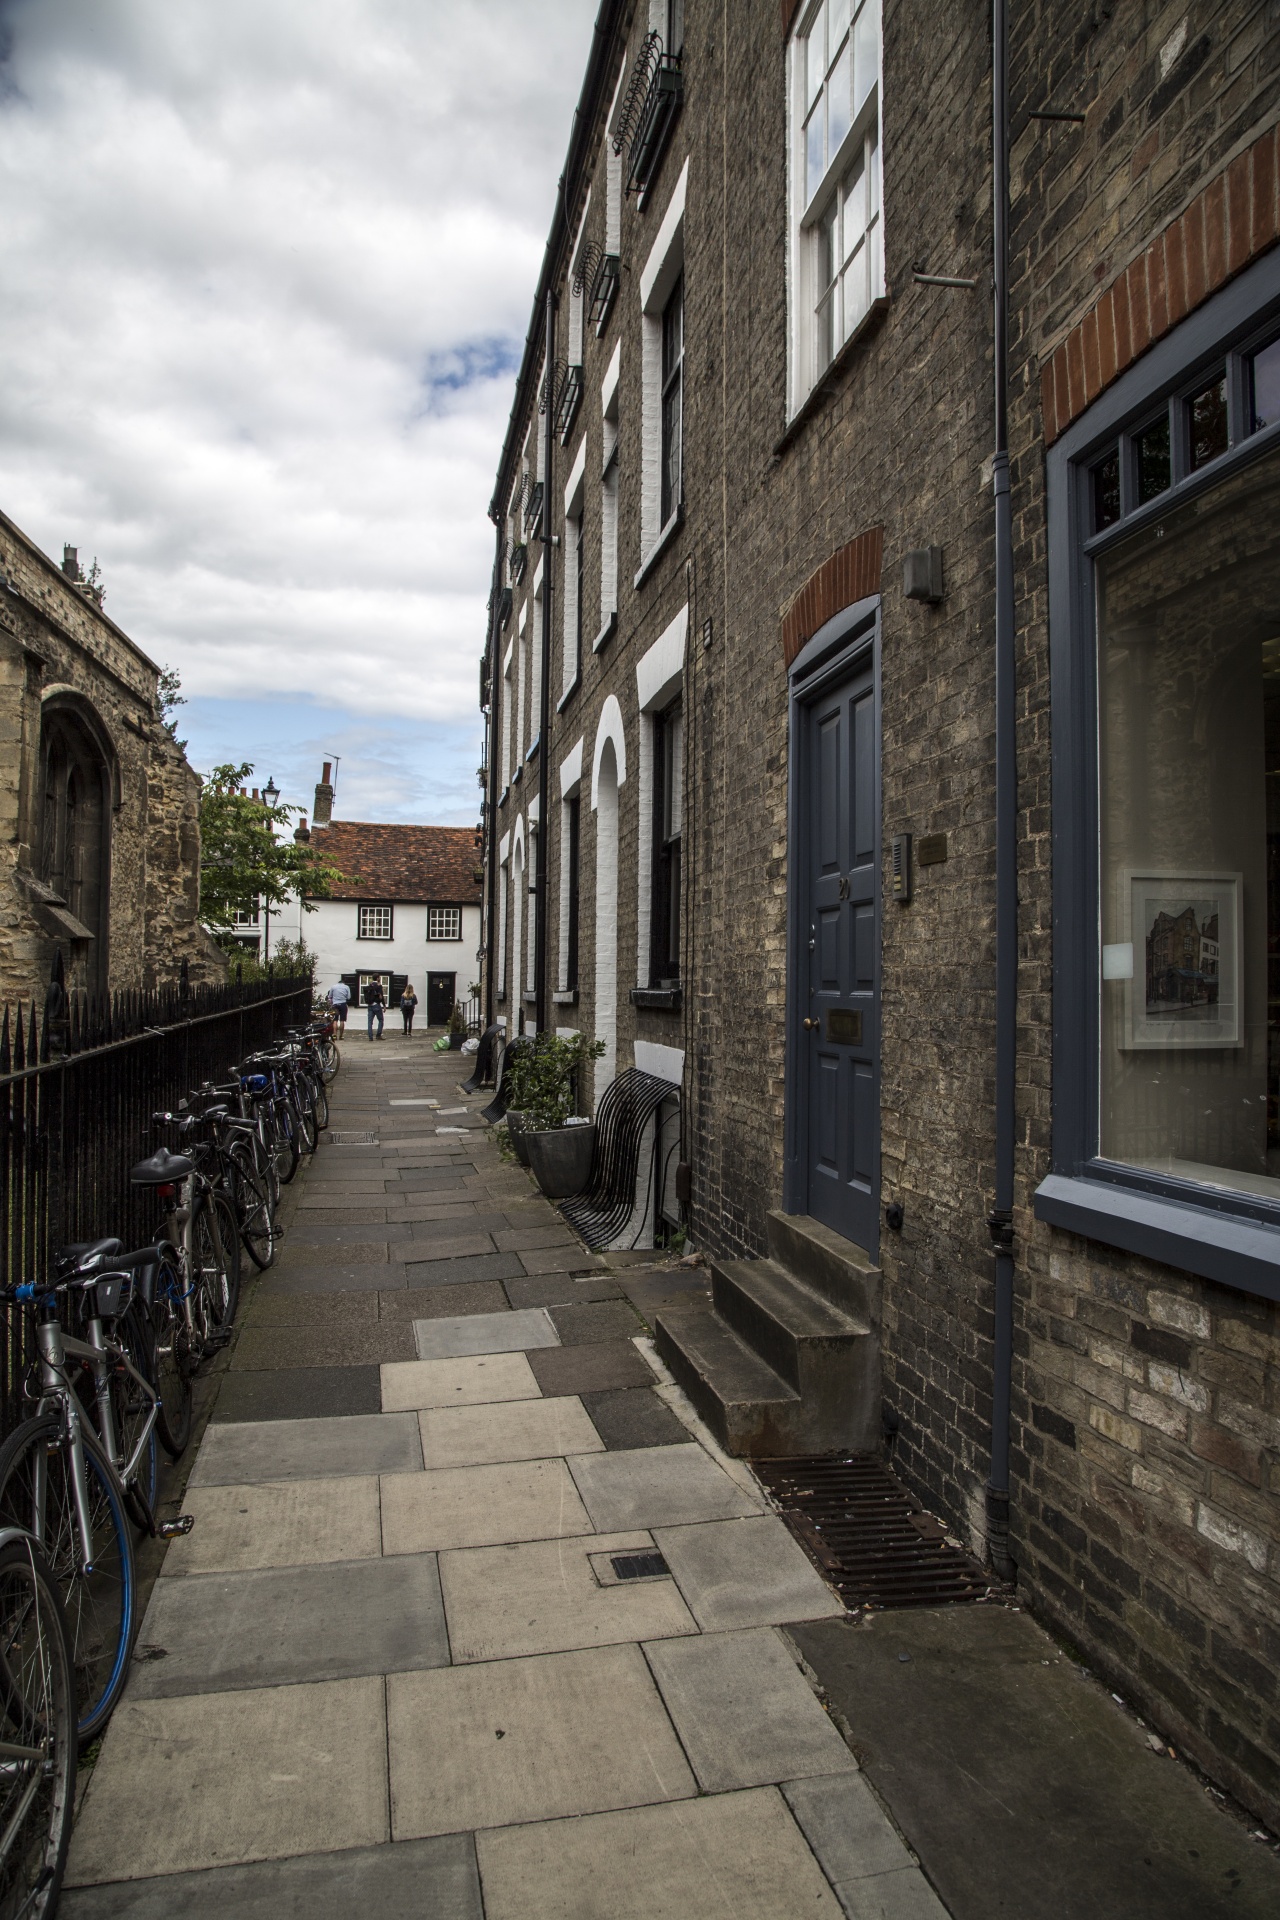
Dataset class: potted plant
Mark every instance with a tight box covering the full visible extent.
[517,1032,605,1199]
[447,1000,468,1050]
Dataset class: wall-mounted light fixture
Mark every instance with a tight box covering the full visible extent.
[903,546,944,604]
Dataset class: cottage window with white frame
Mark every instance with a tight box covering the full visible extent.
[428,906,462,942]
[788,0,882,414]
[598,342,621,645]
[660,276,684,528]
[358,904,393,940]
[637,160,687,575]
[563,440,586,693]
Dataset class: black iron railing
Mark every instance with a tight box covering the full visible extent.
[555,365,584,444]
[0,972,310,1435]
[614,31,683,198]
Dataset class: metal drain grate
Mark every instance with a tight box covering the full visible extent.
[325,1130,379,1145]
[755,1455,990,1610]
[611,1551,670,1581]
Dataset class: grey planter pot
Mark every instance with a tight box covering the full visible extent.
[526,1124,596,1200]
[504,1110,532,1166]
[448,1031,465,1050]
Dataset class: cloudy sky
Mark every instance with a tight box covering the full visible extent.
[0,0,596,823]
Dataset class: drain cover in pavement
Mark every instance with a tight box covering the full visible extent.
[610,1551,670,1581]
[326,1130,379,1145]
[754,1455,989,1610]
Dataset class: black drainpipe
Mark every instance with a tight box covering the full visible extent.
[534,283,557,1036]
[986,0,1017,1583]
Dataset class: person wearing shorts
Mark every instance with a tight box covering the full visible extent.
[326,981,350,1032]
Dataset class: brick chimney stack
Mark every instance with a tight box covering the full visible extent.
[294,813,310,844]
[313,762,334,828]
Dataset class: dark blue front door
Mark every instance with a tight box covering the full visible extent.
[801,661,879,1254]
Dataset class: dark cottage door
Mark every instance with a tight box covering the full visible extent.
[800,660,880,1254]
[427,972,456,1025]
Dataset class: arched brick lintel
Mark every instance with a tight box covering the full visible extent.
[1041,122,1280,447]
[780,526,884,669]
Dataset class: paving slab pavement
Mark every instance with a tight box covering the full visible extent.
[81,1034,1267,1919]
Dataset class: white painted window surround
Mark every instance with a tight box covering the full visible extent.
[604,68,625,255]
[558,737,584,994]
[634,606,688,986]
[591,696,628,1096]
[501,641,514,790]
[638,160,688,574]
[568,193,590,365]
[524,803,539,999]
[529,562,544,756]
[599,341,621,644]
[563,439,587,694]
[786,0,883,419]
[517,607,528,766]
[635,1040,684,1085]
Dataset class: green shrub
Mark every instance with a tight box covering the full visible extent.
[502,1031,604,1130]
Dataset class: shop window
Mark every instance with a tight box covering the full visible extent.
[1037,252,1280,1296]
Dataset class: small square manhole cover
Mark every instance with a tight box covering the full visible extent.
[610,1551,670,1582]
[326,1131,379,1145]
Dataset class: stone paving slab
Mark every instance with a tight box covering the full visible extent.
[548,1300,645,1345]
[653,1515,845,1631]
[380,1282,510,1320]
[783,1774,926,1904]
[163,1476,382,1574]
[295,1200,391,1219]
[643,1628,857,1792]
[475,1788,846,1920]
[492,1225,578,1252]
[59,1834,483,1920]
[67,1676,389,1883]
[242,1291,387,1326]
[268,1243,400,1274]
[568,1443,765,1531]
[233,1323,417,1369]
[418,1395,603,1469]
[192,1411,423,1485]
[387,1643,696,1838]
[516,1247,610,1276]
[503,1272,621,1307]
[289,1221,412,1247]
[413,1306,559,1358]
[439,1530,696,1663]
[380,1458,592,1552]
[385,1230,496,1260]
[380,1351,541,1411]
[258,1260,396,1293]
[212,1365,382,1423]
[582,1387,691,1451]
[130,1553,449,1696]
[528,1339,653,1397]
[402,1251,526,1287]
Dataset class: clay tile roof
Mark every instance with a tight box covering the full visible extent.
[305,822,481,904]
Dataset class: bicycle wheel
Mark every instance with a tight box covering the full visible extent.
[0,1535,77,1919]
[109,1303,159,1531]
[312,1079,330,1132]
[191,1193,239,1335]
[0,1414,135,1746]
[274,1096,301,1186]
[293,1080,318,1156]
[148,1259,193,1457]
[320,1037,340,1082]
[229,1142,276,1271]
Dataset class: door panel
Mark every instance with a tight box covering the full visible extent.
[799,661,880,1255]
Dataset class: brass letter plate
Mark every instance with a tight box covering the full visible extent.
[917,832,948,866]
[827,1009,863,1045]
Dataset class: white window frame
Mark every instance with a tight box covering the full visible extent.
[529,561,544,757]
[598,343,621,647]
[497,833,510,996]
[501,640,514,791]
[637,159,688,578]
[358,903,393,941]
[562,437,587,693]
[428,906,462,943]
[524,802,539,999]
[517,605,529,766]
[786,0,883,419]
[558,738,584,993]
[635,606,687,985]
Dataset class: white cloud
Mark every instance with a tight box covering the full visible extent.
[0,0,595,730]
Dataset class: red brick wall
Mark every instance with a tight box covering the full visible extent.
[780,527,884,667]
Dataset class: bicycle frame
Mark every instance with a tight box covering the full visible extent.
[26,1316,132,1575]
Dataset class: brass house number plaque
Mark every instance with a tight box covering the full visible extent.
[827,1009,863,1045]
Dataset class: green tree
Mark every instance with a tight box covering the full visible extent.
[199,763,344,929]
[156,665,187,749]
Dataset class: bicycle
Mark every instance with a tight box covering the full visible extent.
[0,1257,172,1743]
[0,1527,78,1918]
[134,1130,242,1351]
[311,1008,341,1083]
[187,1090,278,1272]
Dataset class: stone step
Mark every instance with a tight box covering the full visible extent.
[766,1209,881,1325]
[710,1258,869,1392]
[653,1303,799,1456]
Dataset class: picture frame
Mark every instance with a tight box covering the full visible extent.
[1112,871,1242,1050]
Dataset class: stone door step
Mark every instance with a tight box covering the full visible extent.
[654,1216,883,1459]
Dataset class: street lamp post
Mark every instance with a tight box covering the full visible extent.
[262,777,280,967]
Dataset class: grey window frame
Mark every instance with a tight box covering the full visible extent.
[1036,243,1280,1304]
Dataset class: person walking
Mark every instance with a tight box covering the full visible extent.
[325,980,351,1034]
[400,982,418,1035]
[365,978,385,1041]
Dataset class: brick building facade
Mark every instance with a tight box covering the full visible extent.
[479,0,1280,1826]
[0,511,225,1006]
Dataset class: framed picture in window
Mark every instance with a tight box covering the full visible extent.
[1107,871,1242,1050]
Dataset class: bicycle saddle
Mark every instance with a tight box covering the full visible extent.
[56,1236,123,1269]
[129,1147,194,1186]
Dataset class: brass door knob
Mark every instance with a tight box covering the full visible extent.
[803,1017,819,1030]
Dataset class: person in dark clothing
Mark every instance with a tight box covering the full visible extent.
[365,980,385,1040]
[400,982,418,1034]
